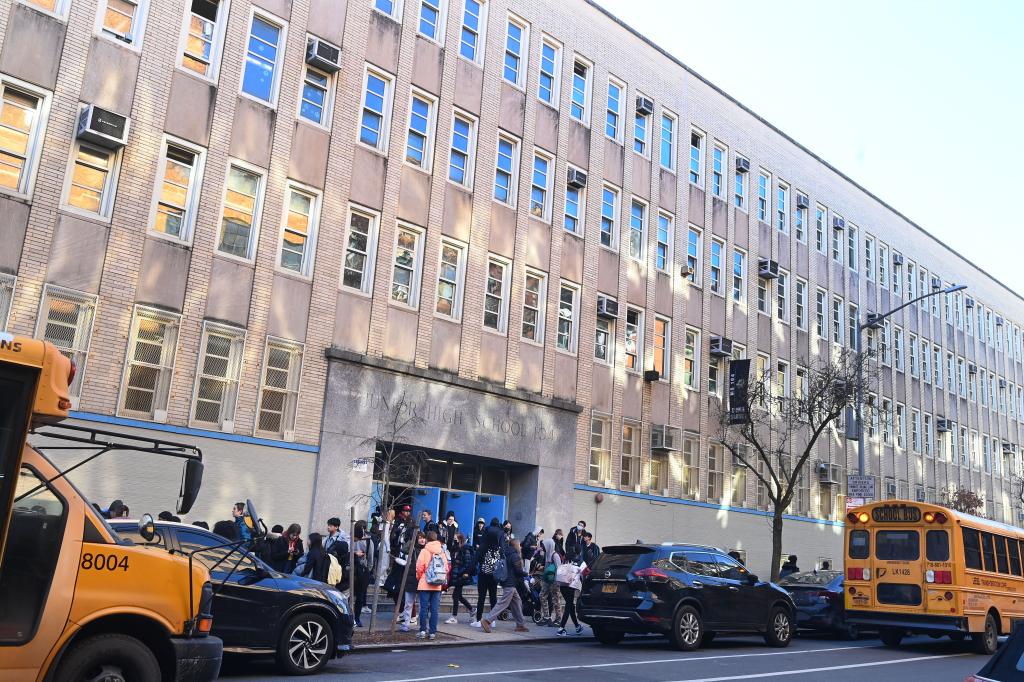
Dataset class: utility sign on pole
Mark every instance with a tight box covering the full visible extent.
[847,475,875,500]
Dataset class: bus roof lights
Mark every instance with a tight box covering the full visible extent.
[857,512,869,524]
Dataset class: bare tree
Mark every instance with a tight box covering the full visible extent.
[941,485,985,516]
[717,348,875,581]
[347,391,426,633]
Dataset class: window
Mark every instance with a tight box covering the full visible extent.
[217,163,264,260]
[98,0,149,47]
[0,273,13,331]
[620,420,640,488]
[709,239,723,294]
[391,224,425,307]
[711,145,725,198]
[684,327,700,390]
[831,218,842,262]
[23,0,71,17]
[649,210,673,271]
[628,198,647,260]
[757,277,769,315]
[815,288,826,337]
[589,415,611,483]
[600,184,619,248]
[503,15,528,87]
[359,67,394,151]
[570,58,592,123]
[0,79,49,200]
[909,334,919,376]
[458,0,485,62]
[907,261,917,301]
[606,78,624,141]
[923,415,933,457]
[594,311,613,364]
[911,409,921,452]
[192,322,245,430]
[256,338,303,438]
[650,452,667,493]
[63,141,120,219]
[734,158,747,209]
[847,225,858,270]
[373,0,402,19]
[418,0,445,41]
[832,297,843,345]
[794,278,807,330]
[776,270,788,321]
[732,249,746,303]
[556,282,579,353]
[483,256,511,332]
[435,240,466,319]
[933,345,943,388]
[405,91,436,170]
[707,445,724,502]
[921,340,931,383]
[279,183,320,277]
[776,183,788,232]
[877,243,889,288]
[530,150,552,221]
[774,361,790,402]
[633,99,649,156]
[180,0,229,80]
[863,236,875,281]
[893,326,904,371]
[895,403,905,449]
[757,171,769,222]
[893,253,903,296]
[681,436,699,498]
[756,354,769,407]
[119,307,179,420]
[662,113,678,171]
[564,167,586,235]
[521,270,546,343]
[624,307,643,371]
[686,127,702,181]
[814,205,827,253]
[342,206,379,293]
[150,138,204,242]
[494,134,520,206]
[448,110,476,187]
[297,65,333,129]
[653,316,670,379]
[538,37,561,107]
[708,354,722,398]
[686,226,701,284]
[794,200,806,242]
[37,286,96,400]
[241,12,285,105]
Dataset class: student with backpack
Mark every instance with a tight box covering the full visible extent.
[414,530,449,640]
[352,521,374,627]
[480,539,529,633]
[472,518,503,627]
[538,538,562,626]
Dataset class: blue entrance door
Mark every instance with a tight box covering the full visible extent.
[441,491,476,530]
[368,482,384,521]
[411,487,441,529]
[475,494,506,527]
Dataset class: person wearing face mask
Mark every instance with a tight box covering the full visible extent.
[565,520,586,561]
[472,518,486,548]
[502,520,515,544]
[441,511,459,556]
[581,531,600,571]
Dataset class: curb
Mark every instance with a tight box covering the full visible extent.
[350,633,599,652]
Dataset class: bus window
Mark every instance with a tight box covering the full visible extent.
[926,530,949,562]
[849,530,869,559]
[0,363,39,558]
[1013,541,1024,576]
[995,536,1010,574]
[981,532,997,572]
[963,528,982,569]
[876,530,920,561]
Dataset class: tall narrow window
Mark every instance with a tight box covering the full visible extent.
[151,138,204,242]
[589,415,611,484]
[606,78,623,141]
[660,113,677,170]
[530,151,552,221]
[653,316,669,379]
[757,277,769,315]
[359,67,394,151]
[0,273,14,331]
[684,327,699,390]
[494,134,519,205]
[557,282,579,353]
[709,239,723,294]
[686,226,701,284]
[64,142,120,219]
[418,0,444,41]
[847,225,858,271]
[681,437,699,499]
[878,243,889,288]
[594,311,613,364]
[600,184,618,248]
[624,307,643,371]
[37,286,97,400]
[217,163,263,260]
[192,322,245,430]
[893,326,904,371]
[893,253,903,296]
[279,184,320,277]
[459,0,485,63]
[483,256,511,332]
[687,128,702,182]
[831,217,843,262]
[776,183,788,232]
[757,171,769,222]
[628,198,646,261]
[794,199,806,242]
[435,240,466,319]
[256,338,303,439]
[521,270,546,343]
[241,12,285,105]
[864,236,875,281]
[814,205,827,253]
[538,37,560,107]
[815,288,826,337]
[405,91,436,169]
[181,0,228,80]
[707,445,724,502]
[570,58,592,123]
[776,270,788,321]
[299,61,334,127]
[794,278,807,330]
[98,0,148,45]
[564,167,585,235]
[634,102,649,156]
[711,144,725,198]
[342,206,379,293]
[0,80,48,198]
[391,224,424,307]
[847,304,858,349]
[732,249,746,303]
[620,420,639,489]
[734,157,748,209]
[832,297,843,345]
[503,15,528,87]
[119,306,180,421]
[448,110,476,187]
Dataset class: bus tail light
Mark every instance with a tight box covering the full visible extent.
[923,511,948,524]
[847,568,869,581]
[926,570,953,584]
[846,511,870,524]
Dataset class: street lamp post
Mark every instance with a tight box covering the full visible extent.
[855,283,968,479]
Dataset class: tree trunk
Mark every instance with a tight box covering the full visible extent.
[770,508,785,582]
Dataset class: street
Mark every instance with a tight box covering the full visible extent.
[220,634,984,681]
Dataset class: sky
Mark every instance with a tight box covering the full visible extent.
[595,0,1024,298]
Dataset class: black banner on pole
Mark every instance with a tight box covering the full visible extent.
[728,359,751,425]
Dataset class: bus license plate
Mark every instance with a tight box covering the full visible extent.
[602,583,617,594]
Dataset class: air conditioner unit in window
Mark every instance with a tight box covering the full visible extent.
[999,378,1008,389]
[567,167,587,189]
[1002,442,1015,455]
[916,488,926,502]
[892,253,904,266]
[596,295,619,320]
[831,216,845,230]
[965,298,975,309]
[709,336,733,357]
[680,264,694,278]
[931,276,942,290]
[735,157,750,173]
[758,258,780,279]
[936,417,952,432]
[996,315,1005,327]
[817,462,838,485]
[795,193,810,209]
[77,104,130,149]
[306,36,342,72]
[732,451,748,468]
[644,369,661,383]
[885,482,898,497]
[651,424,680,451]
[968,362,978,375]
[635,96,655,116]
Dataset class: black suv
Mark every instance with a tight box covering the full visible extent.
[579,543,795,651]
[112,520,353,676]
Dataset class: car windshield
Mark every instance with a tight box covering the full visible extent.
[778,570,841,586]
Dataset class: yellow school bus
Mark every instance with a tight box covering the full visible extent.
[844,499,1024,655]
[0,335,223,681]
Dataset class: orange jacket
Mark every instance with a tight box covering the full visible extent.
[415,540,449,591]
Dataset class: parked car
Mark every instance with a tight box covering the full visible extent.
[111,520,353,676]
[966,622,1024,681]
[578,543,796,651]
[778,570,860,639]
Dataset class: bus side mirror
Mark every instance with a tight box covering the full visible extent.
[138,514,156,542]
[177,459,204,515]
[246,498,267,539]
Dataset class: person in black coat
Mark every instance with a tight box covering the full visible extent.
[480,540,529,632]
[270,524,304,573]
[445,533,476,623]
[473,518,504,625]
[581,532,600,569]
[296,533,330,582]
[565,521,586,561]
[472,518,486,548]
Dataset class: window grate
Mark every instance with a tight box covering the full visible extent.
[0,273,14,330]
[37,285,97,398]
[121,307,179,419]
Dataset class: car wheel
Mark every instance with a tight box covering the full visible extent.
[702,631,716,646]
[593,627,625,645]
[277,612,334,676]
[669,605,703,651]
[839,621,860,641]
[763,606,793,647]
[972,613,999,656]
[56,633,161,682]
[879,628,904,648]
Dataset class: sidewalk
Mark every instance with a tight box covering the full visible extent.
[352,616,594,651]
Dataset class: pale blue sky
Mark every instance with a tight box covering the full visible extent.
[595,0,1024,297]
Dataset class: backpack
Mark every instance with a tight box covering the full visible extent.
[493,552,509,582]
[543,561,557,583]
[480,547,500,575]
[425,550,447,586]
[327,553,342,586]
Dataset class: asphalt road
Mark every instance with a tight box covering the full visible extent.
[220,634,987,681]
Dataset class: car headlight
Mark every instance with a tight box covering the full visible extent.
[324,588,350,614]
